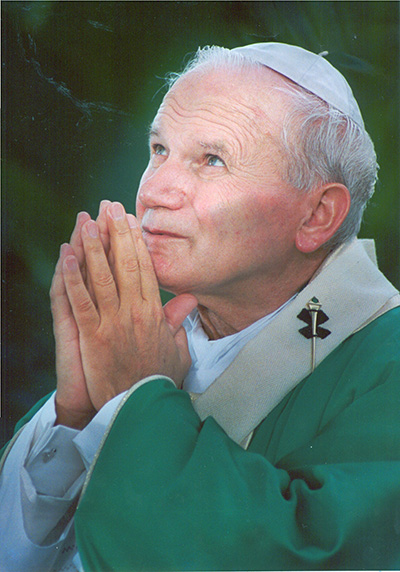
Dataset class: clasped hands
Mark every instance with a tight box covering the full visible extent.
[51,201,197,429]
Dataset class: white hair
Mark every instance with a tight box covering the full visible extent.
[167,46,378,251]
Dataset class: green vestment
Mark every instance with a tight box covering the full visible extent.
[2,239,400,570]
[72,307,400,571]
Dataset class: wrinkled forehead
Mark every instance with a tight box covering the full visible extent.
[151,66,292,136]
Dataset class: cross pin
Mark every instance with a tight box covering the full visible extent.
[297,297,331,372]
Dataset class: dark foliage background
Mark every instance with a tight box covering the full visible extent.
[2,1,399,443]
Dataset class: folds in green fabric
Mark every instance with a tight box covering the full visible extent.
[75,309,400,571]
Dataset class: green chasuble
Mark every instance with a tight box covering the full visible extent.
[1,239,399,570]
[73,307,400,571]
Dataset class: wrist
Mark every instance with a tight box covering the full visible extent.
[55,400,96,430]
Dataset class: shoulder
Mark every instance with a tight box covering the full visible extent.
[255,307,400,465]
[336,306,400,372]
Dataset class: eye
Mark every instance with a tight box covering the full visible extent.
[206,154,225,167]
[152,143,167,156]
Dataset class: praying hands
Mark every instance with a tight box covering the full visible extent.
[50,201,197,429]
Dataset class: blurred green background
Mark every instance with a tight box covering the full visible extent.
[2,1,399,443]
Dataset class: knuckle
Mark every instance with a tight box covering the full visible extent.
[116,226,131,238]
[85,240,102,255]
[121,255,140,274]
[139,258,154,274]
[94,272,115,289]
[131,304,161,328]
[76,296,94,316]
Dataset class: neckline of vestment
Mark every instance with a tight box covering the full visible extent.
[190,239,400,447]
[183,296,295,394]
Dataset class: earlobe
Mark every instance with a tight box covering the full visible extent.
[295,184,351,253]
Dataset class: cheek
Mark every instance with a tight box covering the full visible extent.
[196,198,261,259]
[228,194,297,251]
[197,203,243,250]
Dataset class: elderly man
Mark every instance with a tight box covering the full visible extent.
[1,42,400,571]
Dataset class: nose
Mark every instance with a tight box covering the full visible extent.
[137,161,187,211]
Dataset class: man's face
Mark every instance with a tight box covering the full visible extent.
[136,66,307,299]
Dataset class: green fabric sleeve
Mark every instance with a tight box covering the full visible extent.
[0,392,54,459]
[75,312,400,571]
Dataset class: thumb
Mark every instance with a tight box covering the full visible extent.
[164,294,197,335]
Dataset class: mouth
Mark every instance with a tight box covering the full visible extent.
[142,226,184,239]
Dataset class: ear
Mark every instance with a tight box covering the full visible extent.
[295,184,351,253]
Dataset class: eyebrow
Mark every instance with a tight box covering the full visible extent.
[198,140,229,157]
[148,125,160,138]
[148,126,230,158]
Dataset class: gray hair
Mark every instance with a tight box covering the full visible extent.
[167,46,378,251]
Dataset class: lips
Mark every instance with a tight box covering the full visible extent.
[142,226,185,239]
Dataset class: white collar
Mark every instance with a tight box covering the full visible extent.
[184,296,296,394]
[190,239,400,446]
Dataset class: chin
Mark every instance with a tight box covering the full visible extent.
[155,268,200,297]
[152,264,187,296]
[157,276,191,296]
[149,252,195,295]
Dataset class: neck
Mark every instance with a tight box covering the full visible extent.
[197,290,295,340]
[196,250,328,340]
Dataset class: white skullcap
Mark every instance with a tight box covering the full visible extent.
[231,42,364,128]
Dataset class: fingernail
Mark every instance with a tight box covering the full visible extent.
[87,220,98,238]
[64,256,78,272]
[110,202,124,220]
[60,243,69,256]
[77,211,90,224]
[127,214,138,228]
[100,200,111,213]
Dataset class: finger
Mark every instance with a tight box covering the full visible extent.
[62,254,99,333]
[127,214,160,302]
[50,243,75,328]
[97,200,112,253]
[70,211,91,267]
[107,203,143,302]
[70,211,92,294]
[98,199,112,217]
[98,201,116,277]
[81,219,119,314]
[163,294,198,336]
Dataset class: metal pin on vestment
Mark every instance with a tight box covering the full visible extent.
[307,298,322,372]
[297,297,331,374]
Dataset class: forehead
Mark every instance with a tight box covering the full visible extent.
[150,67,290,144]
